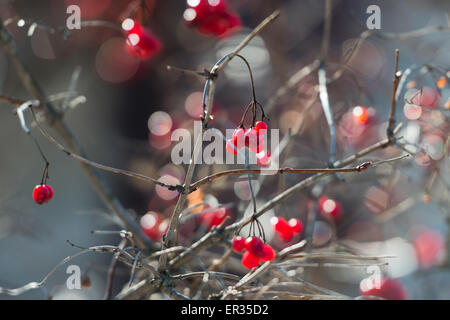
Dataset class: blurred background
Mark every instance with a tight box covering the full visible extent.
[0,0,449,299]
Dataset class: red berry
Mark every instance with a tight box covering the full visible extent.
[288,218,303,234]
[184,0,241,38]
[255,121,268,135]
[318,196,342,221]
[256,151,271,167]
[271,217,294,242]
[241,250,260,269]
[261,244,276,262]
[245,128,264,153]
[226,139,238,155]
[352,106,369,125]
[33,184,53,204]
[232,128,245,149]
[360,277,407,300]
[140,212,163,241]
[232,236,246,252]
[245,236,264,257]
[199,206,229,230]
[126,29,161,60]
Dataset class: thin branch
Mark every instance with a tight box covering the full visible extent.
[387,49,402,139]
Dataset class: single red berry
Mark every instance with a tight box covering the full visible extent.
[288,218,303,234]
[199,206,229,230]
[255,121,268,135]
[245,236,264,257]
[140,212,163,241]
[256,150,271,167]
[318,197,342,221]
[232,128,246,149]
[261,244,276,262]
[241,250,260,269]
[126,29,161,60]
[352,106,369,125]
[245,128,264,153]
[33,184,52,204]
[271,216,294,242]
[121,18,143,35]
[360,277,407,300]
[232,236,246,252]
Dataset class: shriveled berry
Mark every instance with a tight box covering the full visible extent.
[232,236,246,252]
[261,244,276,261]
[241,250,260,269]
[288,218,303,234]
[245,236,264,257]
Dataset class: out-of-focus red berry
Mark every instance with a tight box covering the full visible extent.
[241,250,260,269]
[199,206,230,230]
[256,150,271,167]
[318,196,342,221]
[271,217,294,242]
[184,0,241,38]
[140,211,163,241]
[360,277,407,300]
[288,218,303,234]
[232,236,247,252]
[352,106,369,125]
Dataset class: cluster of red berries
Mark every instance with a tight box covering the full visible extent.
[198,205,231,230]
[226,121,268,156]
[318,196,342,221]
[32,184,54,204]
[183,0,241,38]
[270,217,303,242]
[232,236,276,269]
[121,18,161,60]
[140,211,169,241]
[360,277,407,300]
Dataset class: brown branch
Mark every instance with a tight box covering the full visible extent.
[387,49,402,139]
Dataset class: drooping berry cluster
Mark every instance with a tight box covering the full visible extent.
[270,217,303,242]
[33,184,54,204]
[121,18,161,60]
[183,0,241,38]
[232,236,276,269]
[318,196,343,221]
[226,121,268,156]
[140,211,169,241]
